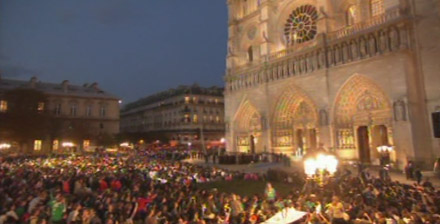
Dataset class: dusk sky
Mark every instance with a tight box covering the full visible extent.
[0,1,228,103]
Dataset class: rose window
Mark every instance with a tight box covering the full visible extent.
[284,5,318,45]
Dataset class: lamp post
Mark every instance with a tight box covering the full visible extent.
[220,138,225,155]
[377,145,393,166]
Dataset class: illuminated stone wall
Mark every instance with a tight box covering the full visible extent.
[225,0,440,169]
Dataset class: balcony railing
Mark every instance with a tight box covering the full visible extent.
[327,7,402,41]
[227,7,404,77]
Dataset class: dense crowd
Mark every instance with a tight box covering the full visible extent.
[0,151,439,224]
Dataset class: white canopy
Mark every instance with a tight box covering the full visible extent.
[261,208,307,224]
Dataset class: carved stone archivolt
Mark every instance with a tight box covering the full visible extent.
[333,75,393,148]
[271,87,318,147]
[234,100,262,133]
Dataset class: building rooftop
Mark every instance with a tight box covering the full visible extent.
[123,83,223,112]
[0,76,119,100]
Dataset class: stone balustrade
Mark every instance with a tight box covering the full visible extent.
[225,7,410,93]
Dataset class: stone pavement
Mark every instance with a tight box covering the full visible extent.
[184,158,286,174]
[184,158,440,188]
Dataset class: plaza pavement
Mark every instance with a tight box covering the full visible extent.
[184,158,440,188]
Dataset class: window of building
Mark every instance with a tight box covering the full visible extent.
[0,100,7,113]
[370,0,384,17]
[346,5,358,26]
[192,97,198,103]
[216,116,220,123]
[100,106,106,117]
[34,140,42,151]
[54,103,62,115]
[53,140,59,151]
[184,96,190,104]
[70,103,77,116]
[83,140,90,148]
[184,114,190,123]
[284,5,318,45]
[37,102,45,112]
[215,99,219,104]
[193,114,198,123]
[86,105,93,117]
[248,46,254,62]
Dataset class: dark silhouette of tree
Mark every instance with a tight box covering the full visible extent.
[0,88,50,153]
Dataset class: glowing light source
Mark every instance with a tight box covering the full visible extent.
[377,145,393,153]
[220,138,226,144]
[62,142,75,147]
[0,143,11,149]
[304,153,339,177]
[120,142,130,147]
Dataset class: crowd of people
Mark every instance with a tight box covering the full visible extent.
[0,150,439,224]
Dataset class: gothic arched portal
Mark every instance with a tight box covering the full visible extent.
[233,100,262,152]
[333,74,393,163]
[272,87,318,154]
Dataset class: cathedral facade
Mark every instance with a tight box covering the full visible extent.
[224,0,440,168]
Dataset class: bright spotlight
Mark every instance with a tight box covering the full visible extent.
[304,153,338,177]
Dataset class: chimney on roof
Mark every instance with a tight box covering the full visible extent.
[90,82,99,90]
[30,76,38,88]
[83,83,89,88]
[61,80,69,93]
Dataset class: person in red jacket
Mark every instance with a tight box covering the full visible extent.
[62,179,70,194]
[111,179,122,191]
[99,178,108,191]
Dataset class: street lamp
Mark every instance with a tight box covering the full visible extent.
[377,145,393,153]
[377,145,393,166]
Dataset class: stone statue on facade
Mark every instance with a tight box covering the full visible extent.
[389,27,400,50]
[369,36,377,55]
[379,31,388,52]
[351,41,359,59]
[393,100,407,121]
[319,109,329,126]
